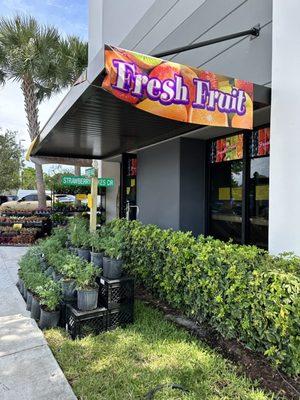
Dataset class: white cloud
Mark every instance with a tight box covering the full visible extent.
[0,80,66,147]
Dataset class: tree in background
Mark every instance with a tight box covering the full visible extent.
[21,166,37,189]
[0,15,88,208]
[0,129,22,192]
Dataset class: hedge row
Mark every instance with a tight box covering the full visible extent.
[109,219,300,376]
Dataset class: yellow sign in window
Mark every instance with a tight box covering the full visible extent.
[76,193,87,201]
[219,187,230,200]
[232,187,242,201]
[256,185,269,201]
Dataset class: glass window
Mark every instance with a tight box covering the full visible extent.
[208,127,270,248]
[249,157,269,248]
[210,160,243,243]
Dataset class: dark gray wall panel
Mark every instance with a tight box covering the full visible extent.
[137,140,180,230]
[179,139,206,236]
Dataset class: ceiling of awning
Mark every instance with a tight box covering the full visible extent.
[31,50,271,162]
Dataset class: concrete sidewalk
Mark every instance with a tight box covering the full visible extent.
[0,247,77,400]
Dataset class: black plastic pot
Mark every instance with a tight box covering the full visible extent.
[69,246,76,254]
[103,257,123,279]
[52,271,62,282]
[30,296,41,321]
[90,251,103,268]
[39,308,60,329]
[23,286,28,301]
[45,266,54,277]
[77,287,98,311]
[61,279,76,301]
[18,278,24,295]
[26,290,33,311]
[78,248,91,262]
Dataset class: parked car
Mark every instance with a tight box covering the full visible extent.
[0,195,18,205]
[54,194,75,204]
[0,194,52,211]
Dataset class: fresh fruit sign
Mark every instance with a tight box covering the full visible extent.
[102,45,253,129]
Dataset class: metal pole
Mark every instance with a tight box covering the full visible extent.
[153,27,260,58]
[89,161,98,232]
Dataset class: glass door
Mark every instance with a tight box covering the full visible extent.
[208,127,270,248]
[209,134,244,243]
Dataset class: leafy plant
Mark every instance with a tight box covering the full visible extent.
[75,261,97,290]
[69,217,89,248]
[102,231,124,260]
[36,280,61,312]
[60,254,84,280]
[106,219,300,377]
[90,229,106,253]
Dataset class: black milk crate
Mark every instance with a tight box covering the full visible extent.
[59,301,71,329]
[107,303,134,330]
[66,304,107,339]
[98,276,134,309]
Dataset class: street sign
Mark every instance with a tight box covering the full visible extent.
[85,167,96,178]
[61,175,115,188]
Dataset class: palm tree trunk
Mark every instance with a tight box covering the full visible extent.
[21,76,47,208]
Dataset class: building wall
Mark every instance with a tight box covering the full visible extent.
[137,140,180,230]
[269,0,300,255]
[137,139,207,235]
[89,0,272,85]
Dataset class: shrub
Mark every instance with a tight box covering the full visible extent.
[75,260,97,290]
[37,280,61,312]
[109,219,300,376]
[60,254,85,280]
[69,217,89,248]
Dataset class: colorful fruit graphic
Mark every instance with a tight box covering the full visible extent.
[103,49,140,104]
[149,61,181,81]
[197,70,218,89]
[189,107,228,127]
[231,92,253,129]
[235,79,253,97]
[102,74,139,104]
[125,51,162,70]
[136,98,188,122]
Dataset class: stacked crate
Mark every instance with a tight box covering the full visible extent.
[65,275,134,339]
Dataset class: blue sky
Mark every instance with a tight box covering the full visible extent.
[0,0,88,39]
[0,0,88,171]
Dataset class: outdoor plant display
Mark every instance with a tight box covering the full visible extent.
[36,280,62,329]
[59,254,83,301]
[75,260,98,311]
[69,217,90,259]
[106,219,300,377]
[102,230,124,279]
[89,229,106,268]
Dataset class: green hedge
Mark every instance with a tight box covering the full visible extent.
[109,219,300,376]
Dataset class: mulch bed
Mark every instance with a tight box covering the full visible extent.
[136,285,300,400]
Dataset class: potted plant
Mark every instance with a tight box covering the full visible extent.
[37,281,62,329]
[77,228,91,261]
[75,260,98,311]
[29,273,50,320]
[90,230,105,268]
[59,254,80,301]
[69,217,88,255]
[102,232,124,279]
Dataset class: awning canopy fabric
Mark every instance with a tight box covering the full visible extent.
[30,46,271,163]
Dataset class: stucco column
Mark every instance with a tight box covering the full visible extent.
[269,0,300,254]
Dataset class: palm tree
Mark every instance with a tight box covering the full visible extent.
[0,15,87,207]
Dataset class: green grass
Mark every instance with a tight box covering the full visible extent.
[45,302,275,400]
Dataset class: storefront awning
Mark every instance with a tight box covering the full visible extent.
[30,46,271,162]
